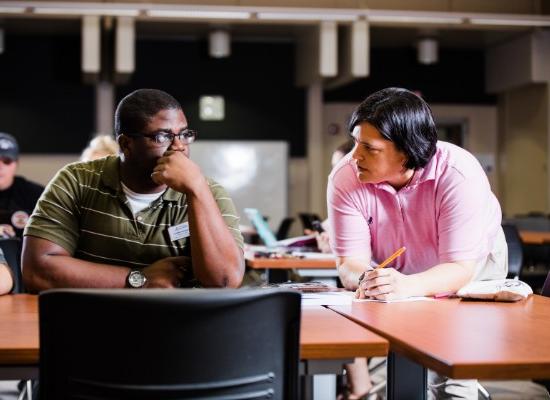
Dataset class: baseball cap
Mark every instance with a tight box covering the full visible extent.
[0,133,19,161]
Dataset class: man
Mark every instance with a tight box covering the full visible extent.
[328,87,507,398]
[0,132,44,238]
[23,89,244,291]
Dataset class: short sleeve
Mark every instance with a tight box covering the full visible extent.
[437,167,498,262]
[24,165,81,254]
[327,165,372,257]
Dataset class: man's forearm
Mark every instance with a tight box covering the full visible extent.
[23,254,130,292]
[186,184,244,288]
[338,256,372,291]
[406,261,475,297]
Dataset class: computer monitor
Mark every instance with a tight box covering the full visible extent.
[244,208,278,247]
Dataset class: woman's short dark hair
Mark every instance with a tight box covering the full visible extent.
[348,87,437,170]
[114,89,182,137]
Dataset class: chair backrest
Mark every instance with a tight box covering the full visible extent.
[276,217,295,240]
[542,271,550,297]
[39,288,301,400]
[298,212,322,231]
[0,238,22,293]
[502,224,523,279]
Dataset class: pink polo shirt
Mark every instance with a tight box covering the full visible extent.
[327,141,502,275]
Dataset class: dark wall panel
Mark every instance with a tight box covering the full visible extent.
[0,33,494,157]
[118,40,306,157]
[325,47,496,105]
[0,34,94,153]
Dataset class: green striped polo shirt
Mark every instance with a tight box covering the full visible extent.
[24,155,243,282]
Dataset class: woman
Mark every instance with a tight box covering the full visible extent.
[328,87,507,398]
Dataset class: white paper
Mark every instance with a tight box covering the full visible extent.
[353,296,433,303]
[290,251,336,260]
[301,291,354,306]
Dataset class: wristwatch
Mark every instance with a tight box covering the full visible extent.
[127,270,147,288]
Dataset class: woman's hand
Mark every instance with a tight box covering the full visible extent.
[356,268,412,301]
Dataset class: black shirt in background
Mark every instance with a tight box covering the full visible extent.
[0,176,44,238]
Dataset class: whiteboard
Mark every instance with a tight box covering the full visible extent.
[190,141,288,231]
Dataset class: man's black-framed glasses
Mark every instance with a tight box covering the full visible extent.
[125,129,197,146]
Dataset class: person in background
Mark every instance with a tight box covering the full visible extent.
[307,140,355,253]
[23,88,244,292]
[80,135,120,162]
[0,249,13,294]
[0,132,44,239]
[329,87,507,398]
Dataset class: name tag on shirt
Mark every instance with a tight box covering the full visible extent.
[168,222,190,242]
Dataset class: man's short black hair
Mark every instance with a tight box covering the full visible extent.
[348,87,437,170]
[114,89,182,137]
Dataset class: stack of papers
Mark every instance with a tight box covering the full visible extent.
[353,296,433,303]
[301,291,354,306]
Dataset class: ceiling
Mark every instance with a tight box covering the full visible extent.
[1,15,536,50]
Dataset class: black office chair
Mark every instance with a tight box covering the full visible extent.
[502,224,523,279]
[298,213,322,231]
[0,237,23,293]
[276,217,295,240]
[39,288,301,400]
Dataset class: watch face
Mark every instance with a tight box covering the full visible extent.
[128,271,146,288]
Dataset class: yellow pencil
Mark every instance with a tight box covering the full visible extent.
[377,246,406,269]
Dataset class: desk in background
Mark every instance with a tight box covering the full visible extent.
[519,230,550,245]
[246,256,337,283]
[331,296,550,399]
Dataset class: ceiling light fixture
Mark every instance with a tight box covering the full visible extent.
[257,12,356,21]
[209,30,231,58]
[469,17,550,26]
[417,37,438,65]
[0,6,27,14]
[33,7,139,17]
[147,10,250,20]
[367,15,463,24]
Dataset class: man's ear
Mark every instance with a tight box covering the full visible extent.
[118,135,129,152]
[117,135,131,161]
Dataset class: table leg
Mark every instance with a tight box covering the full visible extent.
[387,351,426,400]
[265,268,289,283]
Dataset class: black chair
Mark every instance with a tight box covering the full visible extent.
[276,217,295,240]
[502,224,523,279]
[298,213,322,231]
[39,288,301,400]
[0,237,23,293]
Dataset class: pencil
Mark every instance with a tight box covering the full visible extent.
[377,246,406,269]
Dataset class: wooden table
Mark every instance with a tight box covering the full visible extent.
[330,296,550,399]
[0,294,38,368]
[0,294,388,400]
[246,256,337,283]
[519,230,550,245]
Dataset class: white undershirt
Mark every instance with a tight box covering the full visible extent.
[121,182,164,215]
